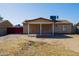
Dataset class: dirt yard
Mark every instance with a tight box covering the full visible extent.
[0,34,79,56]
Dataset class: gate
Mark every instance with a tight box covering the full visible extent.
[7,27,23,34]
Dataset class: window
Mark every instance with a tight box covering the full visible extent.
[63,25,67,32]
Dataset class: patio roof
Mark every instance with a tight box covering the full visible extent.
[28,22,53,24]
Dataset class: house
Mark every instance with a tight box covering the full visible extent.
[0,20,12,35]
[23,17,73,36]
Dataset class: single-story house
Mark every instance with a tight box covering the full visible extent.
[0,20,12,35]
[23,17,73,35]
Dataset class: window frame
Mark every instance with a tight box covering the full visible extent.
[63,25,67,32]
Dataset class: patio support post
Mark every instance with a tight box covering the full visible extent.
[40,24,42,35]
[52,23,54,36]
[28,24,29,35]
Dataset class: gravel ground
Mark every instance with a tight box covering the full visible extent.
[0,34,79,53]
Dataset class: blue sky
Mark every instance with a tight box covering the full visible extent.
[0,3,79,25]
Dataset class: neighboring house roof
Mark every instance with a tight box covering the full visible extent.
[23,17,72,24]
[0,20,6,23]
[0,20,13,28]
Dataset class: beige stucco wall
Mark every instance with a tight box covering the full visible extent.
[55,24,73,34]
[23,23,28,34]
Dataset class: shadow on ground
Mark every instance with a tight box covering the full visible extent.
[0,34,8,37]
[36,34,72,39]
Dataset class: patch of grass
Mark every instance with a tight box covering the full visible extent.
[0,39,79,56]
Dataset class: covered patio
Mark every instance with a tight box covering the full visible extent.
[27,22,55,36]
